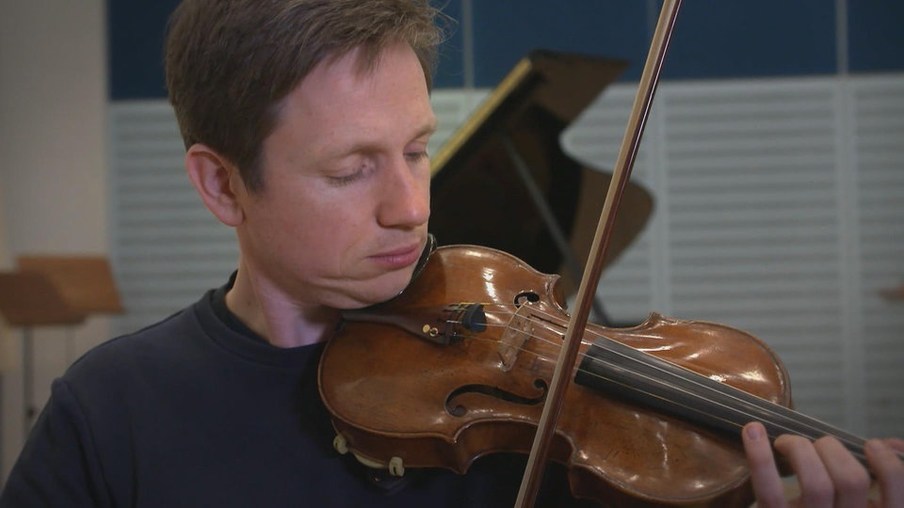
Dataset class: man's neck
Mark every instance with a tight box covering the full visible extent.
[225,265,338,348]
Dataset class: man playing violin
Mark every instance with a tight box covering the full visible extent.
[2,0,902,506]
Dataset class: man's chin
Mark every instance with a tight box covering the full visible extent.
[330,270,415,310]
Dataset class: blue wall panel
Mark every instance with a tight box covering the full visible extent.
[664,0,837,79]
[848,1,904,73]
[108,0,180,100]
[108,0,904,100]
[470,1,650,85]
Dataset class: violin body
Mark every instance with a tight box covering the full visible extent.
[319,245,792,506]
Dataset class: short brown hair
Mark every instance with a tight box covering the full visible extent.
[165,0,445,191]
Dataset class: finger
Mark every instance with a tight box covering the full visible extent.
[880,437,904,455]
[774,434,834,508]
[742,422,788,508]
[811,436,869,508]
[864,439,904,507]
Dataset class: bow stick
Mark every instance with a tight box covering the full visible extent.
[514,0,684,505]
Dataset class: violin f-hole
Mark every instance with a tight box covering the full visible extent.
[445,380,548,417]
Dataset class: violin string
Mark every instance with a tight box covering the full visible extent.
[539,315,869,454]
[575,352,869,460]
[444,303,868,456]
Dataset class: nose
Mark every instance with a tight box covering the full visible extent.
[376,155,430,229]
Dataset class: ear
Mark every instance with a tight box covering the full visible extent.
[185,144,247,227]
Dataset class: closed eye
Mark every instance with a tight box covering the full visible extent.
[328,172,363,186]
[327,163,372,186]
[405,151,429,163]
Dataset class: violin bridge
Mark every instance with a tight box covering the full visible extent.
[498,305,534,372]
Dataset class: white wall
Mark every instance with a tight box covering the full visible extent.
[0,0,109,482]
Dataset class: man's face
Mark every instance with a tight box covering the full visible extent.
[235,42,435,309]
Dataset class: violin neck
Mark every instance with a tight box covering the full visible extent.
[575,336,870,467]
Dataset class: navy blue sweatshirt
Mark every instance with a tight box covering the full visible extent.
[1,279,588,507]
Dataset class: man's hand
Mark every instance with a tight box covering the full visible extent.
[742,421,904,507]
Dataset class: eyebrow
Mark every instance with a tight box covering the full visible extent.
[412,118,438,142]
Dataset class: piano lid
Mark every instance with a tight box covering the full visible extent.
[431,50,629,176]
[429,50,653,289]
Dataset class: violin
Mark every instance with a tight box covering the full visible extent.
[319,243,877,506]
[320,0,899,505]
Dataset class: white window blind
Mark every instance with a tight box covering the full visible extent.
[109,102,239,333]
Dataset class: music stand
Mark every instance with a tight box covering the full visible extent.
[0,271,86,434]
[3,255,123,434]
[17,255,124,314]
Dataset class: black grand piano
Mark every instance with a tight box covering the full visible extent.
[429,50,653,321]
